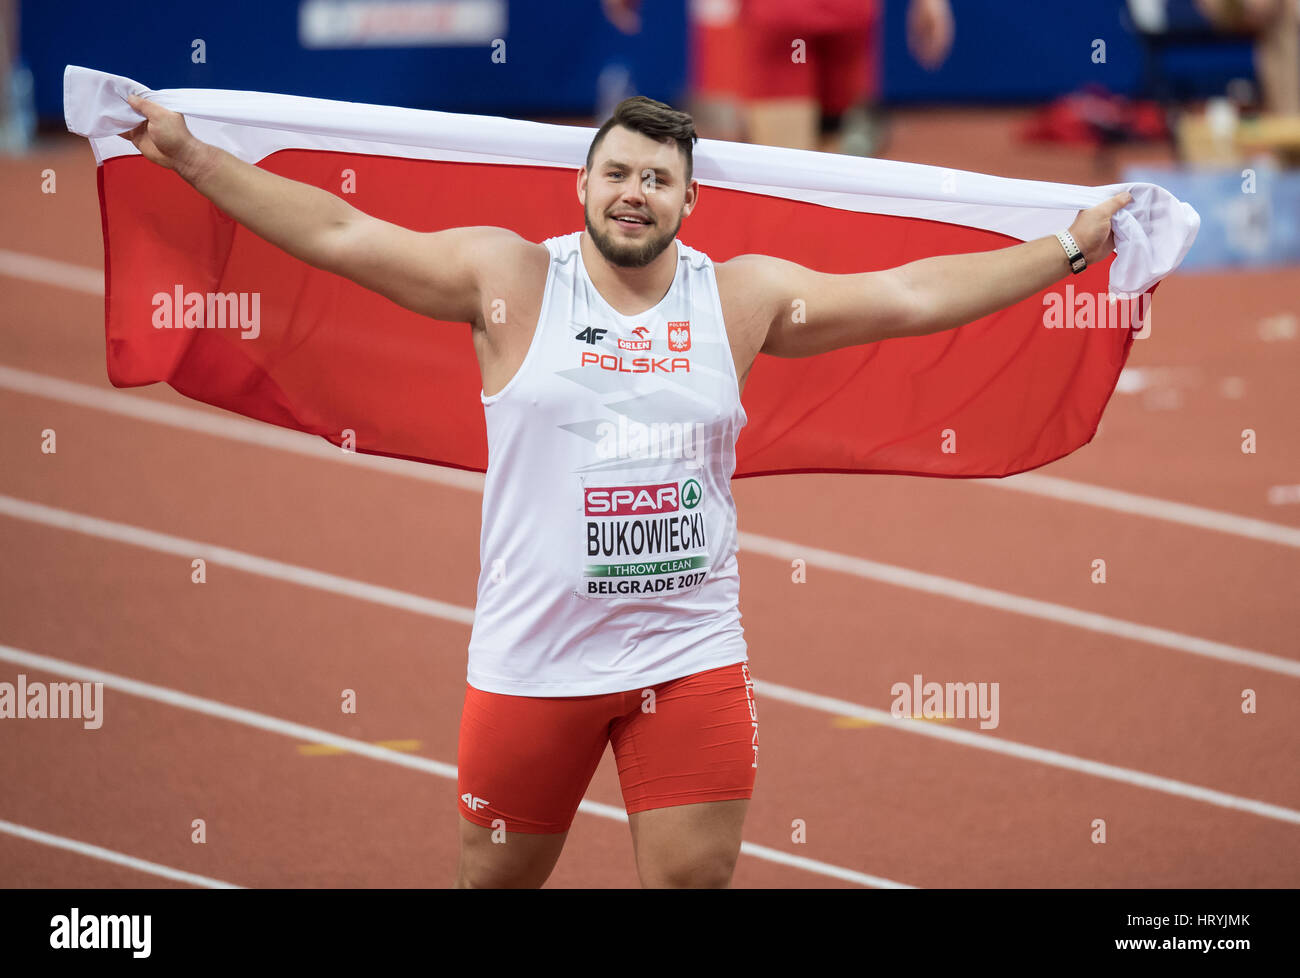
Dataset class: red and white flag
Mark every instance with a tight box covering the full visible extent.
[64,65,1198,479]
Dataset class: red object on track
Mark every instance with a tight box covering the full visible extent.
[1021,84,1171,148]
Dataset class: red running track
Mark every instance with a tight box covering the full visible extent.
[1,114,1298,887]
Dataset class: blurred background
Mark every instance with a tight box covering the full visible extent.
[4,0,1300,269]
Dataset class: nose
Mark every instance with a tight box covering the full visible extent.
[624,171,655,200]
[620,180,647,207]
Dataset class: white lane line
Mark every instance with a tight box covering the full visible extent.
[0,364,485,492]
[737,531,1300,679]
[0,644,909,889]
[0,250,103,296]
[757,680,1300,827]
[2,365,1297,678]
[984,471,1300,549]
[0,494,475,627]
[3,495,1298,827]
[5,489,1295,681]
[737,840,912,888]
[0,818,241,889]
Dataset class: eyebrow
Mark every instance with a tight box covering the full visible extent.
[602,160,673,179]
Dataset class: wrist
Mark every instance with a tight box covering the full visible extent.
[176,140,220,188]
[1055,229,1087,274]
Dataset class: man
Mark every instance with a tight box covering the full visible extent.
[603,0,956,153]
[738,0,954,153]
[1193,0,1299,115]
[120,91,1129,888]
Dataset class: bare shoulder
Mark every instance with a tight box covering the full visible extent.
[454,226,549,298]
[448,228,546,334]
[714,253,804,303]
[452,225,546,255]
[714,252,804,327]
[715,252,782,288]
[449,226,548,273]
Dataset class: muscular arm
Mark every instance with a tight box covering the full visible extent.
[122,92,528,324]
[726,192,1132,359]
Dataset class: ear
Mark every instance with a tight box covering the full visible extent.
[576,166,588,207]
[681,178,699,219]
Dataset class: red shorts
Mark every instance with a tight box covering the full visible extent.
[742,24,878,114]
[457,661,759,834]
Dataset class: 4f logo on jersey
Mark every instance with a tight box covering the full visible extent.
[575,326,608,345]
[460,792,490,812]
[667,320,691,352]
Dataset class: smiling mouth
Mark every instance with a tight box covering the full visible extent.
[611,214,652,227]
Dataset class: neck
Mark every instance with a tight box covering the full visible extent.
[579,231,679,316]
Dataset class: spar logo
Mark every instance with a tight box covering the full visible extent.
[667,320,691,352]
[618,326,652,351]
[585,481,679,516]
[584,479,701,516]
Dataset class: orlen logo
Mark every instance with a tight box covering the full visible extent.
[618,326,652,351]
[584,482,680,516]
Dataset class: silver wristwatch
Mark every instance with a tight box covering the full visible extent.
[1056,230,1086,274]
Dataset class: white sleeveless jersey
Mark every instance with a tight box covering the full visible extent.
[465,231,750,696]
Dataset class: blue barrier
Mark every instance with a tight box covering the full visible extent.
[881,0,1251,103]
[23,0,687,119]
[23,0,1256,120]
[1123,162,1300,271]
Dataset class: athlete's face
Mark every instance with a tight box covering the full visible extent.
[580,126,697,268]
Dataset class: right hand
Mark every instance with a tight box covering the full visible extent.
[1069,191,1134,266]
[118,92,205,173]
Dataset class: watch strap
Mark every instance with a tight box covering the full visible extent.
[1056,230,1087,274]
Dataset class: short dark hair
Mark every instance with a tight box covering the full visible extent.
[586,96,698,183]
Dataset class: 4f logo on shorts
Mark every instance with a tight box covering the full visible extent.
[460,792,490,812]
[667,320,691,352]
[575,327,608,344]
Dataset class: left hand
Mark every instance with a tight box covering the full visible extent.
[1069,191,1134,266]
[908,0,954,70]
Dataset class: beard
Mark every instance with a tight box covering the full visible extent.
[585,204,682,268]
